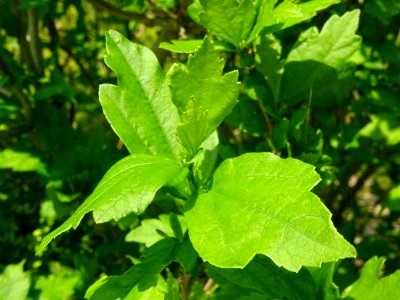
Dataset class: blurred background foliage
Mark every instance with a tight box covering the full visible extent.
[0,0,399,299]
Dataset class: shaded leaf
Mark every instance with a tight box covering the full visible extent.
[342,257,400,300]
[307,262,340,300]
[85,238,179,300]
[86,237,197,299]
[208,255,317,300]
[281,10,362,106]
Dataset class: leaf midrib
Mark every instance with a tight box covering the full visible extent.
[115,42,177,158]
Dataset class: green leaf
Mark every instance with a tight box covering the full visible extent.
[272,118,290,150]
[168,38,239,156]
[281,10,362,106]
[188,0,257,48]
[86,238,179,300]
[176,98,210,158]
[254,34,283,102]
[286,10,361,69]
[0,261,31,300]
[225,95,267,138]
[248,0,340,41]
[385,184,400,212]
[207,255,317,300]
[341,257,400,300]
[86,237,197,299]
[160,39,235,53]
[34,263,84,300]
[364,0,400,24]
[0,149,48,175]
[192,131,219,187]
[357,113,400,146]
[307,263,340,300]
[38,155,188,253]
[185,152,356,272]
[126,214,187,247]
[100,30,183,159]
[159,40,203,53]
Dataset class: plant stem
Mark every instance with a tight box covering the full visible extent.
[26,8,43,74]
[179,271,191,300]
[87,0,162,24]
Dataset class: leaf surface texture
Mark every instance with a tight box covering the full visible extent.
[185,153,356,271]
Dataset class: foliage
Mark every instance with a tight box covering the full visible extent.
[1,0,399,299]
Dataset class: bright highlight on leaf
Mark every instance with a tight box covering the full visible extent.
[38,155,188,253]
[185,153,356,272]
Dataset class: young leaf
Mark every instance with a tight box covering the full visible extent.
[176,98,209,158]
[192,131,219,187]
[248,0,340,42]
[100,30,184,159]
[38,155,188,253]
[185,153,356,272]
[188,0,257,48]
[341,257,400,300]
[280,10,362,106]
[168,38,239,156]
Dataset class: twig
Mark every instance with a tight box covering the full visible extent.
[60,44,97,90]
[0,87,12,98]
[86,0,161,24]
[26,8,43,74]
[0,58,32,122]
[203,278,214,295]
[178,271,191,300]
[258,100,273,138]
[0,122,33,140]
